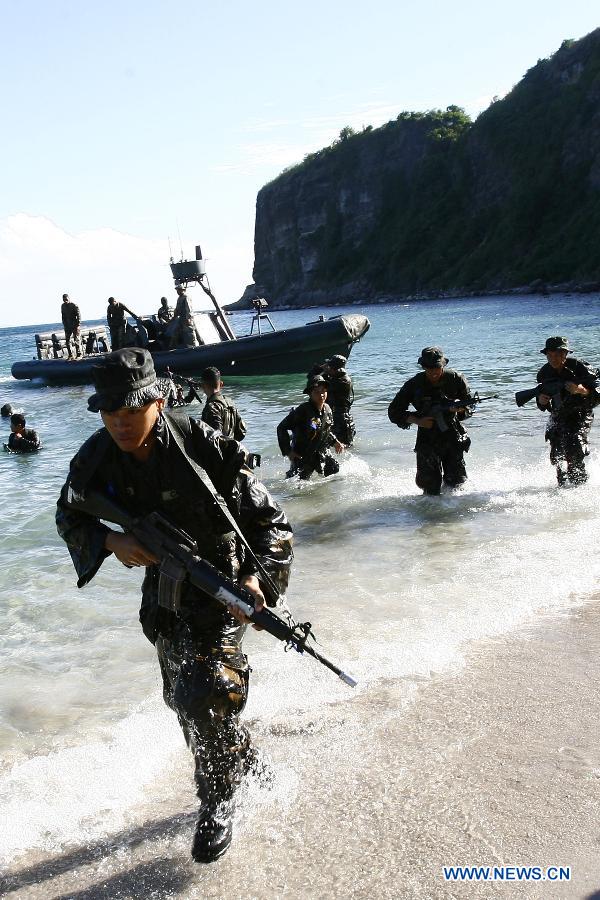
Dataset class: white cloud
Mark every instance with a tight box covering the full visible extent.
[0,215,251,327]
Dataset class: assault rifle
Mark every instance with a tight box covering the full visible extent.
[422,392,498,432]
[66,486,356,688]
[514,379,564,409]
[164,367,203,404]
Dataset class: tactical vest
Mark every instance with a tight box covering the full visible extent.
[202,394,247,441]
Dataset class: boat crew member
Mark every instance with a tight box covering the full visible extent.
[55,348,293,864]
[200,367,247,441]
[61,293,82,359]
[323,355,356,446]
[6,413,41,453]
[157,296,173,324]
[277,374,345,479]
[107,297,128,351]
[170,286,198,349]
[535,336,600,486]
[388,346,473,495]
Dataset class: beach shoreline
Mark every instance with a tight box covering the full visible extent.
[3,601,599,899]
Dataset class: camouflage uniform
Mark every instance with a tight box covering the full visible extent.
[536,356,600,485]
[107,301,127,351]
[277,400,339,479]
[202,393,247,441]
[56,413,293,815]
[326,368,356,446]
[61,299,82,358]
[7,427,41,453]
[388,369,473,495]
[171,291,198,348]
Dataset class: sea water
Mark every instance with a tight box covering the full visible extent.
[1,295,599,891]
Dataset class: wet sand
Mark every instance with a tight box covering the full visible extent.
[3,603,600,900]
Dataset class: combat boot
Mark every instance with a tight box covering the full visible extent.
[191,800,234,863]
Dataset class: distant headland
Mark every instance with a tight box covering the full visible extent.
[229,28,600,311]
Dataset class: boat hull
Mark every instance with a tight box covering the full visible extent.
[11,314,370,385]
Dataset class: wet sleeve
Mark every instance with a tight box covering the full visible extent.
[21,429,41,450]
[276,408,296,455]
[201,399,224,432]
[388,383,413,428]
[55,450,112,588]
[236,469,294,598]
[576,361,600,402]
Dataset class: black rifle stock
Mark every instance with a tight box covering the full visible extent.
[514,380,564,409]
[66,486,357,688]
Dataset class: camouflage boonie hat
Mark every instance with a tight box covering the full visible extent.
[540,336,571,354]
[303,374,328,394]
[87,348,162,413]
[418,346,448,368]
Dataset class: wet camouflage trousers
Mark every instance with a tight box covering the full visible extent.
[415,441,467,495]
[156,622,250,807]
[546,417,592,485]
[332,410,356,447]
[287,450,339,480]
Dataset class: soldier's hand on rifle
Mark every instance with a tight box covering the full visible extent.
[565,381,589,396]
[408,414,435,428]
[233,574,265,630]
[538,393,551,406]
[334,439,345,453]
[105,531,159,568]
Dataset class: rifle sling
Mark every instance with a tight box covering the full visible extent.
[164,411,280,603]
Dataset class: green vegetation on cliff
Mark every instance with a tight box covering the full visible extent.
[252,29,600,304]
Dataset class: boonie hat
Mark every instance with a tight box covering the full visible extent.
[1,403,14,417]
[303,374,328,394]
[326,354,347,369]
[87,348,162,412]
[418,346,448,368]
[540,336,571,354]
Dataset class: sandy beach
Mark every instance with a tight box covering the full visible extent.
[3,600,599,900]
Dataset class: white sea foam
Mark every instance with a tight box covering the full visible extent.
[0,698,182,867]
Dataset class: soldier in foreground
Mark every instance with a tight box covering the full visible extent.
[323,355,356,446]
[200,367,247,441]
[535,336,600,485]
[61,293,82,359]
[277,374,345,479]
[388,346,473,495]
[56,349,293,863]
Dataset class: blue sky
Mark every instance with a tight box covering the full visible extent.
[0,0,598,326]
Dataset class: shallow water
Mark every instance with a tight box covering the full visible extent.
[1,294,600,883]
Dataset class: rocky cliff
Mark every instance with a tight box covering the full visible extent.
[235,28,600,308]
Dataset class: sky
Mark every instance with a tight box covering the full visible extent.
[0,0,598,327]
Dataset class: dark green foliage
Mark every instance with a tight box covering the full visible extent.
[257,28,600,297]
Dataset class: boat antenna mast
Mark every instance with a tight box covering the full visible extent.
[169,243,236,341]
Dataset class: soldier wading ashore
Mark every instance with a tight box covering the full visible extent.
[388,346,473,495]
[534,336,600,486]
[56,348,293,863]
